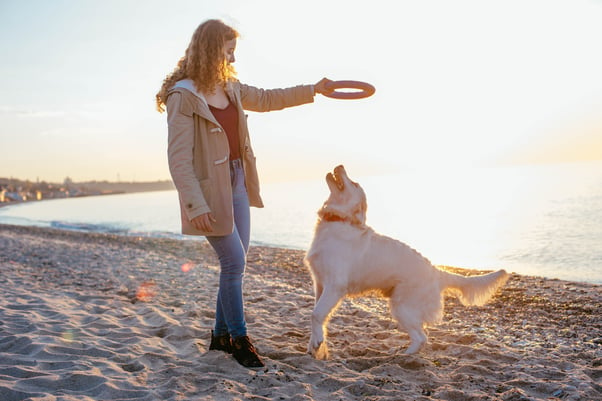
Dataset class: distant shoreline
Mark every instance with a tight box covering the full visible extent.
[0,189,172,209]
[0,178,175,207]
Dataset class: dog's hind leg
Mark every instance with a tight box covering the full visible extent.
[390,304,428,355]
[404,326,428,355]
[308,286,344,360]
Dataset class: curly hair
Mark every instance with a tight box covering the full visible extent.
[156,19,239,112]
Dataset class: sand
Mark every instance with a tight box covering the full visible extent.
[0,223,600,401]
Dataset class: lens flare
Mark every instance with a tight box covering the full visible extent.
[181,262,196,273]
[136,281,157,302]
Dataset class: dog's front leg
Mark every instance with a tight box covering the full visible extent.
[308,287,343,360]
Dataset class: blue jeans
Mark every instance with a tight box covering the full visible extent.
[205,159,250,339]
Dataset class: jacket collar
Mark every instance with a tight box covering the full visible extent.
[174,79,238,105]
[173,79,240,125]
[224,81,237,105]
[172,79,219,124]
[173,79,207,103]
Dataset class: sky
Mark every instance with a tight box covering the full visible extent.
[1,0,601,183]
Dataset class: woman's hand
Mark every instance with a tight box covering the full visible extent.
[314,77,334,96]
[191,212,216,232]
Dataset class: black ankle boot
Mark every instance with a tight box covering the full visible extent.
[232,336,265,368]
[209,330,232,354]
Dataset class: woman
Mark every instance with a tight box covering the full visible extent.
[156,19,333,368]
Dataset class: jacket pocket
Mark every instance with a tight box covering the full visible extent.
[198,178,213,209]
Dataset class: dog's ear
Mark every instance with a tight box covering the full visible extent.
[352,197,368,224]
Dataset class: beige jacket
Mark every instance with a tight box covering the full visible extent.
[166,79,315,236]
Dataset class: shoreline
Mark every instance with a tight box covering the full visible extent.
[0,186,175,209]
[1,223,600,400]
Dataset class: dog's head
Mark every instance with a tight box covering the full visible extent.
[318,165,367,226]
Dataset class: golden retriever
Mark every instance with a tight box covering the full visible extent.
[304,165,509,358]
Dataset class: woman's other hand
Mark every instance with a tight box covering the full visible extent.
[191,212,216,232]
[314,78,334,96]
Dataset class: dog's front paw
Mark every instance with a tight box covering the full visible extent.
[308,337,329,360]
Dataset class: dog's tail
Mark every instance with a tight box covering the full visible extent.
[439,269,509,306]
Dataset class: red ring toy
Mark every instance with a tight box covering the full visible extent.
[323,80,375,99]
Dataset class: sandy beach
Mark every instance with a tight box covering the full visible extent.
[0,224,600,400]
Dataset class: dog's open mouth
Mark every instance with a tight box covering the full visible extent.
[328,166,345,191]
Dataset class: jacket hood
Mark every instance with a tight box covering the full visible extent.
[173,79,207,104]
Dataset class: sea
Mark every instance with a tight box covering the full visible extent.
[2,161,601,285]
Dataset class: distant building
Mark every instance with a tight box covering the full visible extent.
[5,192,25,202]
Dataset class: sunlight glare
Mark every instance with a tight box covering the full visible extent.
[136,281,157,302]
[181,262,196,273]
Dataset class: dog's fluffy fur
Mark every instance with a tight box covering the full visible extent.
[304,165,509,358]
